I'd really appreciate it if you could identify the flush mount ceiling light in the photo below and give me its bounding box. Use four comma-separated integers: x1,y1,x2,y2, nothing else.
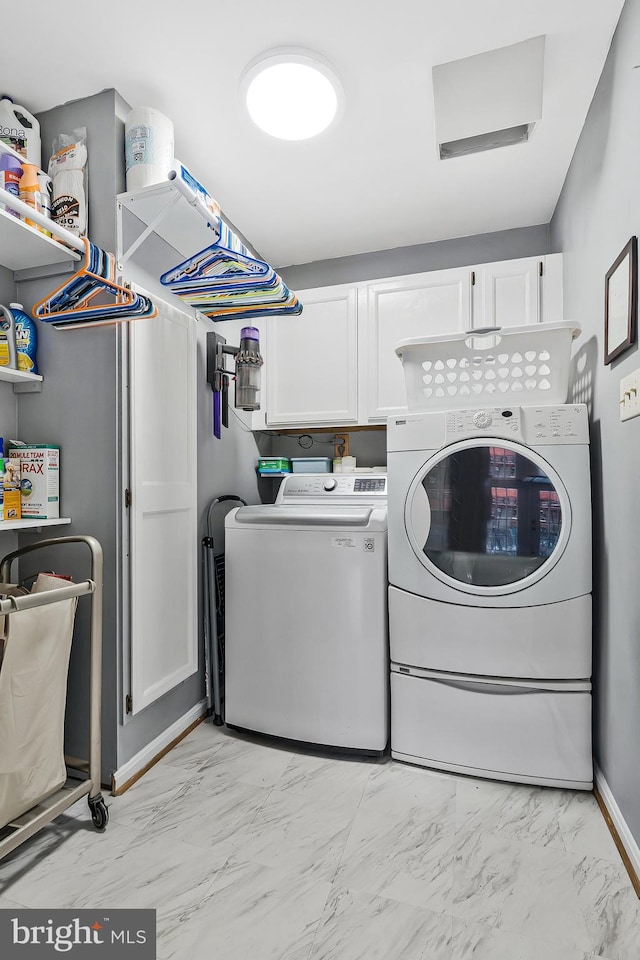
241,49,343,140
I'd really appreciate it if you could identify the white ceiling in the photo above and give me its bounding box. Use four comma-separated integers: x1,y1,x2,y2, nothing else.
2,0,625,267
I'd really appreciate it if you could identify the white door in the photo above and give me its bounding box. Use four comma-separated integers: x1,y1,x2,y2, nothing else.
129,294,198,714
359,269,472,421
266,284,358,426
475,257,541,329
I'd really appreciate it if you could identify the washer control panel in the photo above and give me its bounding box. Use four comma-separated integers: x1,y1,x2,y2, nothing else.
445,406,588,444
279,474,387,501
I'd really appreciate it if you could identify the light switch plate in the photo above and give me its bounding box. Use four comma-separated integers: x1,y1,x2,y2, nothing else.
619,368,640,421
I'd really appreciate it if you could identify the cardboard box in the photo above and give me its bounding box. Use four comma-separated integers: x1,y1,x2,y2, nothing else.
3,457,21,520
9,445,59,519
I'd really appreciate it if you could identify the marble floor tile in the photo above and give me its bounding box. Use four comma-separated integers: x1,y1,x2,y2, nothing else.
158,857,331,960
173,729,295,788
276,752,375,808
449,828,521,927
359,759,457,819
446,915,590,960
73,829,226,913
107,760,193,830
455,777,566,850
571,853,640,960
495,835,592,952
0,895,30,909
0,818,141,908
307,886,453,960
335,804,456,913
232,787,358,882
140,768,270,853
556,791,622,863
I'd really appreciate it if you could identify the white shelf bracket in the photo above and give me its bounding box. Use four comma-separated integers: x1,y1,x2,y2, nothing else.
117,191,182,270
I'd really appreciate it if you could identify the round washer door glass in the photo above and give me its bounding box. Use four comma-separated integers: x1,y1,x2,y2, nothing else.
407,442,566,588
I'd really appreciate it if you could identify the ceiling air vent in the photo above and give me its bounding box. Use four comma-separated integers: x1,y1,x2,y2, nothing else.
433,36,545,160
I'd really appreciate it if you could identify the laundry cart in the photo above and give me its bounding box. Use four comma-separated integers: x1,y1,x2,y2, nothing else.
0,535,106,861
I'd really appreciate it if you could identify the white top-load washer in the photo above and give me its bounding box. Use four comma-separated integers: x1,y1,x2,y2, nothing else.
224,474,388,753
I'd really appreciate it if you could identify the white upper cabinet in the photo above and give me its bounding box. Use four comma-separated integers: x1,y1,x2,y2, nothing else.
359,268,472,421
473,253,563,329
474,257,540,329
266,284,358,426
263,254,563,428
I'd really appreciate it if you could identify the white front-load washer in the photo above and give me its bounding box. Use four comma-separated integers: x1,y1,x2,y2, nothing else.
224,474,388,754
387,404,593,789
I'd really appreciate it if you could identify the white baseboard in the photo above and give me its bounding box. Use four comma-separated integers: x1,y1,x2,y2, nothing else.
111,699,207,793
594,764,640,880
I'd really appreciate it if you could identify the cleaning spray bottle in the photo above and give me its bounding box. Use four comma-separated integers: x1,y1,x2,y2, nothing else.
9,303,38,375
19,162,42,229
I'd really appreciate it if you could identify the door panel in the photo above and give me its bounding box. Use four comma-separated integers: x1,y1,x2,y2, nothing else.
129,295,198,713
361,270,472,420
476,258,540,329
266,285,358,425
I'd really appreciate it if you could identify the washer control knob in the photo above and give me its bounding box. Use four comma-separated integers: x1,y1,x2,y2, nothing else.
472,410,492,429
323,478,338,491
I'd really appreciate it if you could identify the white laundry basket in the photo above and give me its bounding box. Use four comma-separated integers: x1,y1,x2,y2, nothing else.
396,322,581,411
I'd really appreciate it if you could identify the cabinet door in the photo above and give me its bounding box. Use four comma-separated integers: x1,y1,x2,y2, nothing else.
266,285,358,426
360,269,472,421
475,258,541,329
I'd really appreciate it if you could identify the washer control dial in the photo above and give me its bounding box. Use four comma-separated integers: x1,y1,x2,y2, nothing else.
323,478,337,491
472,410,493,429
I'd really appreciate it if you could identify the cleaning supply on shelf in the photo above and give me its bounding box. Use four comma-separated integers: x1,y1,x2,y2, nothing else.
0,154,23,218
19,162,42,228
9,303,38,374
9,444,59,519
48,129,88,236
0,96,41,166
0,439,4,519
0,304,17,368
125,107,174,191
36,172,52,235
3,456,21,520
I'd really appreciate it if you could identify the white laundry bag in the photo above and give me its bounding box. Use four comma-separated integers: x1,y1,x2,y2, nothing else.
0,575,77,828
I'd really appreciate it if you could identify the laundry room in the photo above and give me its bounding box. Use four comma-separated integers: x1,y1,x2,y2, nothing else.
1,1,640,958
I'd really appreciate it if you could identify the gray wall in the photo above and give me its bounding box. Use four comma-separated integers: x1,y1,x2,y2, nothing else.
279,223,551,290
16,89,122,779
550,0,640,844
0,262,19,556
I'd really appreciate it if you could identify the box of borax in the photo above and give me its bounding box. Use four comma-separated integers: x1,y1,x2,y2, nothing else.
9,445,60,519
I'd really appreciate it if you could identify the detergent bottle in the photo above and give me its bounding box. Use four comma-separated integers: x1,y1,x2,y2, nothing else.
0,304,17,368
10,303,38,375
0,96,41,166
0,154,23,217
19,163,42,229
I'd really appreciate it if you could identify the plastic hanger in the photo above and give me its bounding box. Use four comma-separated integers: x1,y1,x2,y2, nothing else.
33,237,157,325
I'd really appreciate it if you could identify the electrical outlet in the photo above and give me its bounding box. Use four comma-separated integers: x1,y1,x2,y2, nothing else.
619,368,640,421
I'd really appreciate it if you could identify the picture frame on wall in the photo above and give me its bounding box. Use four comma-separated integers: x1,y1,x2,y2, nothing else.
605,236,637,364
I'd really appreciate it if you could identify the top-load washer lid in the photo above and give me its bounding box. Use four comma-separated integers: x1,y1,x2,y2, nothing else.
405,439,570,596
234,505,374,526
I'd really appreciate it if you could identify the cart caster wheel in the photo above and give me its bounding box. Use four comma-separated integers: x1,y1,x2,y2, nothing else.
88,795,109,831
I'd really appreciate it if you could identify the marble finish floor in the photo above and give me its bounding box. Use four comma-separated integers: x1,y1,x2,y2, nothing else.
0,721,638,960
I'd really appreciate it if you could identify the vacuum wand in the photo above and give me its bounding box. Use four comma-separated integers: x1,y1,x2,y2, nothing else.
206,328,264,438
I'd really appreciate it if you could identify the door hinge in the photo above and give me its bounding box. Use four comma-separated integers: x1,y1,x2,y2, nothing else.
471,270,476,285
124,488,132,508
539,261,544,277
125,694,133,714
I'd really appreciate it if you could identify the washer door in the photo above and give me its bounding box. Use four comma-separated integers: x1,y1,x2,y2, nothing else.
405,439,571,597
